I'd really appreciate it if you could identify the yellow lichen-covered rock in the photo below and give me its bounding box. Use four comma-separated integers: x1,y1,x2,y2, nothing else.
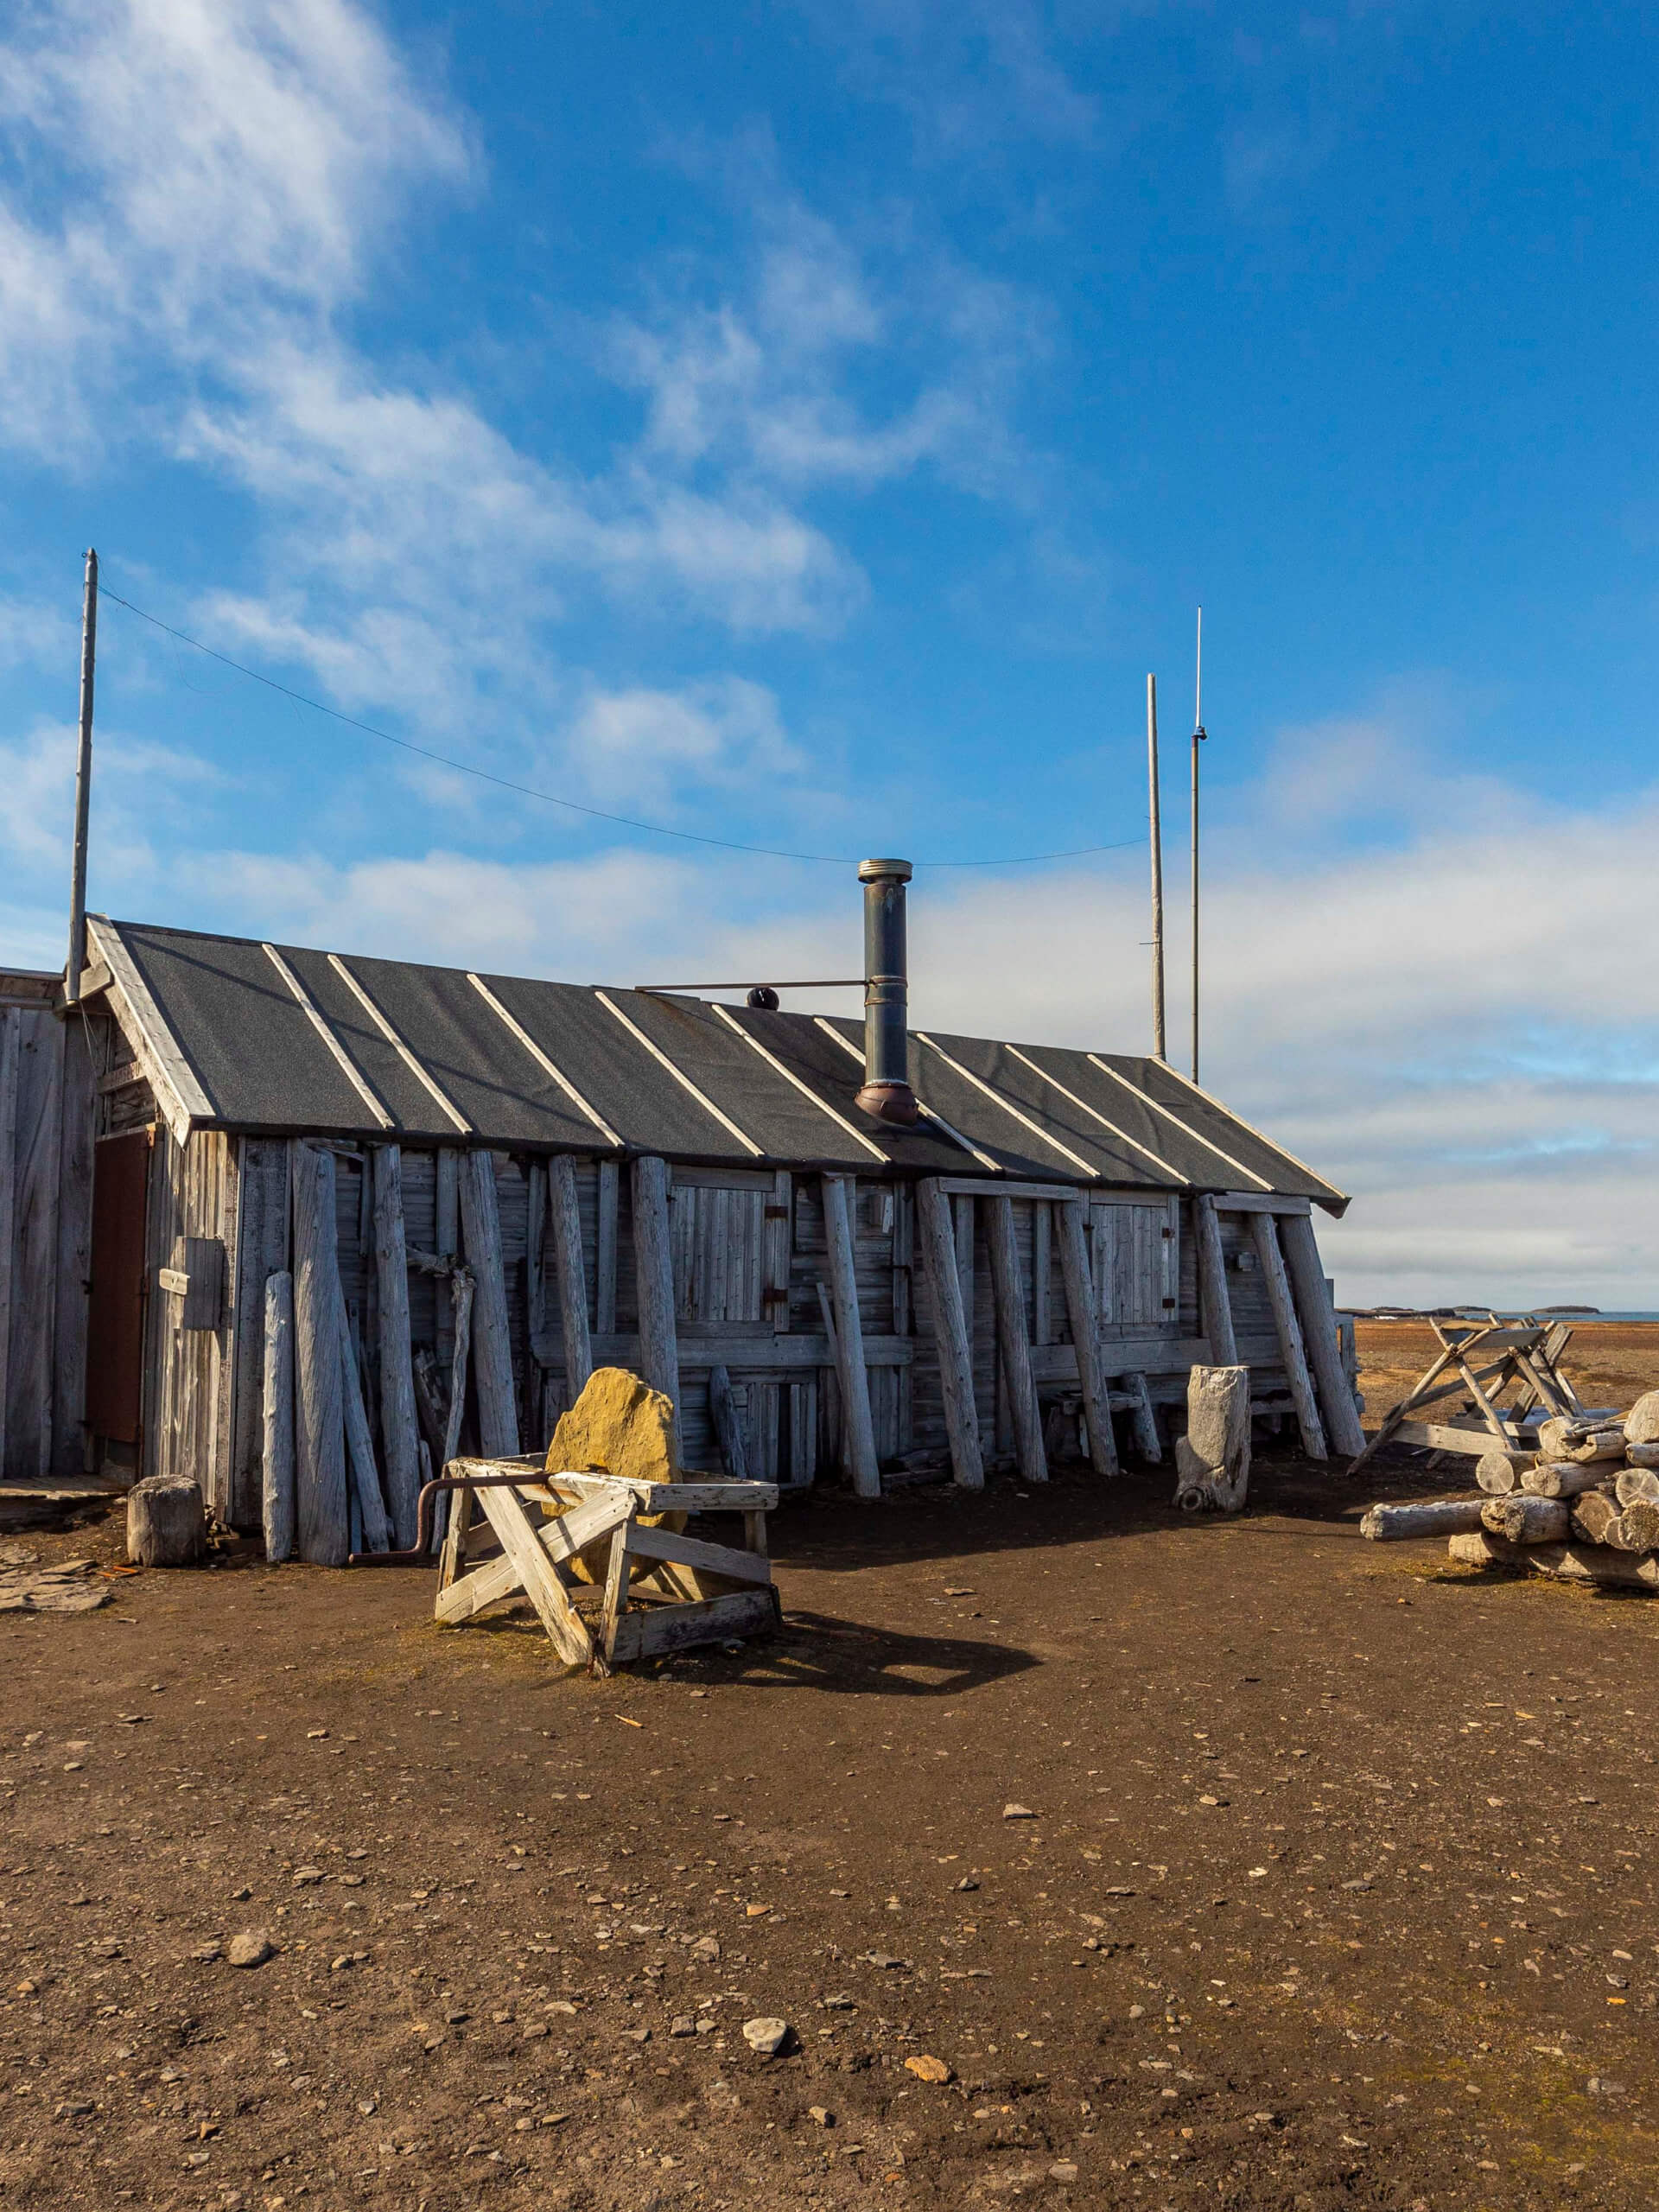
544,1367,683,1580
545,1366,677,1487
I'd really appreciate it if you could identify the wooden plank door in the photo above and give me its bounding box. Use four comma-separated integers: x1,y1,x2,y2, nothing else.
85,1129,150,1447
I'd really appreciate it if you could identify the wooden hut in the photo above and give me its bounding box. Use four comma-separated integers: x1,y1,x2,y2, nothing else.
0,885,1361,1537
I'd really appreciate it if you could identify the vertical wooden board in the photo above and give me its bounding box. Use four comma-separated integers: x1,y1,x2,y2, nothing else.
596,1159,619,1333
763,1168,792,1332
822,1173,880,1497
209,1132,240,1520
8,1011,64,1479
1028,1198,1050,1347
789,1376,817,1484
372,1146,423,1548
548,1153,592,1408
50,1010,95,1478
916,1178,984,1489
435,1147,459,1365
143,1122,186,1481
292,1141,350,1563
228,1138,290,1529
460,1150,520,1459
630,1155,680,1457
1056,1197,1117,1478
399,1147,438,1346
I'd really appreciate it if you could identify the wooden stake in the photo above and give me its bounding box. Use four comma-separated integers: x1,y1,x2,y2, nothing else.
459,1151,519,1458
1192,1193,1236,1364
1056,1197,1118,1477
291,1142,349,1565
1249,1211,1326,1460
549,1153,593,1402
1276,1210,1364,1458
371,1145,421,1547
822,1174,881,1498
916,1177,983,1490
986,1193,1046,1484
261,1268,295,1562
631,1155,681,1460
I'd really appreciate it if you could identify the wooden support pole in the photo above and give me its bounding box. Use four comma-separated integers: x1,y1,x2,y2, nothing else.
1031,1198,1051,1346
340,1306,391,1552
915,1177,983,1491
822,1174,881,1498
631,1155,681,1461
549,1153,593,1402
290,1142,349,1565
261,1268,295,1561
1055,1197,1118,1477
986,1194,1046,1484
1249,1211,1327,1460
1192,1194,1236,1365
524,1155,547,1446
435,1146,459,1365
459,1151,519,1457
66,548,97,1001
371,1145,421,1548
1276,1210,1365,1459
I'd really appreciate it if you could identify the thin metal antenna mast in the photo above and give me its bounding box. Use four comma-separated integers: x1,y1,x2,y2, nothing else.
1190,607,1206,1084
1146,673,1166,1059
67,547,99,1004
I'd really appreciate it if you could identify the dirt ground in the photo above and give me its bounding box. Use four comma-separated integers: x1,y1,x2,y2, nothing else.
4,1322,1659,2212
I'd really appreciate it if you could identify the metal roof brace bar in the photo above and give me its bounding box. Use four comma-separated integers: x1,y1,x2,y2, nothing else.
810,1016,1004,1173
915,1033,1100,1179
467,973,622,1148
1001,1046,1185,1185
264,944,395,1131
596,991,765,1157
1085,1054,1270,1190
327,955,471,1135
709,1003,888,1163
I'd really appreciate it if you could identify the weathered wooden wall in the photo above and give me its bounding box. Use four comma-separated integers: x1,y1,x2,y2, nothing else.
0,979,94,1483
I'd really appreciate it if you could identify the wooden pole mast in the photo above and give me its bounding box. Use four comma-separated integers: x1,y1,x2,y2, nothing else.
1189,606,1206,1084
1147,672,1166,1060
67,547,98,1003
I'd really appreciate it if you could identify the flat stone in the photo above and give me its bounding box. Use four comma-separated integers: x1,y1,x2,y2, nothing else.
742,2016,790,2057
226,1931,273,1969
1002,1804,1037,1821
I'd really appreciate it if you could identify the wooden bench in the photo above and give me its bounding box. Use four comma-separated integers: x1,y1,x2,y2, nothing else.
433,1455,779,1675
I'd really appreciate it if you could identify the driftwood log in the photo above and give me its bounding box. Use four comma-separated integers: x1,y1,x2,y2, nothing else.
1475,1446,1529,1495
1173,1365,1250,1513
1624,1390,1659,1447
1360,1497,1485,1541
1616,1467,1659,1506
1538,1417,1624,1465
1570,1491,1624,1547
1449,1530,1659,1589
127,1474,206,1567
1481,1494,1571,1545
1616,1497,1659,1553
1520,1460,1606,1499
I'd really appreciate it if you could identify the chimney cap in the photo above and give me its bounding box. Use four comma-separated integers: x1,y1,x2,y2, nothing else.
857,856,912,884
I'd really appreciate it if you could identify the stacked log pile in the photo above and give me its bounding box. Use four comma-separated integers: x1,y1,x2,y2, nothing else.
1361,1392,1659,1591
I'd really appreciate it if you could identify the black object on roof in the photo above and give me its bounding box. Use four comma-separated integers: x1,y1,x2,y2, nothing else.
86,916,1346,1212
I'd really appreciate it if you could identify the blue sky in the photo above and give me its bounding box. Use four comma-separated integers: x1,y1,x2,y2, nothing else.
3,1,1657,1306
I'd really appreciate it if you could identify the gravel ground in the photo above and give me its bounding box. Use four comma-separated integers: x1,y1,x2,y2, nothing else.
3,1324,1657,2210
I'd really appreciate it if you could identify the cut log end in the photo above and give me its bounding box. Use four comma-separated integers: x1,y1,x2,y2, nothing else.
127,1475,207,1567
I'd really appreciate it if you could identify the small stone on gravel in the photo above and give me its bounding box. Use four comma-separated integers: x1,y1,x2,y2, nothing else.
742,2017,790,2056
226,1931,273,1969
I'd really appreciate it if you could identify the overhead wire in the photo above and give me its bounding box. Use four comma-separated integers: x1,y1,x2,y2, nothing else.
99,582,1142,870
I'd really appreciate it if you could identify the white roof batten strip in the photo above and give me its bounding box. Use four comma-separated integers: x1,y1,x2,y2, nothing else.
1002,1046,1185,1186
87,917,213,1142
1085,1054,1271,1191
326,954,471,1136
1154,1060,1345,1202
466,973,622,1148
916,1033,1101,1180
710,1004,888,1164
596,991,765,1159
264,944,395,1132
810,1016,1004,1173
